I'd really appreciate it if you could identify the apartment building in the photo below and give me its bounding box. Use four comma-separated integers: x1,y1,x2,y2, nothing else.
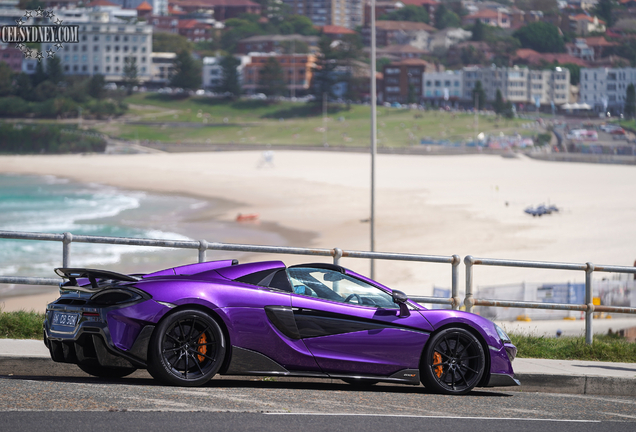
462,65,570,107
150,52,176,84
383,58,436,103
41,6,152,82
422,70,462,104
241,53,316,96
580,67,636,114
281,0,363,29
201,55,250,90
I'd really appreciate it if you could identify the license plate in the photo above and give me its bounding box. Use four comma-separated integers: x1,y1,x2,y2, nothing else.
52,312,79,327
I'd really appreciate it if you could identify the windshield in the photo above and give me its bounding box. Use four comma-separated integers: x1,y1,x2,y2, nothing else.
286,267,398,309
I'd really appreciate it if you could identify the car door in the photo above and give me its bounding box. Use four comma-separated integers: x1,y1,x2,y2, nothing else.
287,266,433,377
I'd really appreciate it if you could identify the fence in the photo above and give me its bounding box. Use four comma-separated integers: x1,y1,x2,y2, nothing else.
1,230,636,344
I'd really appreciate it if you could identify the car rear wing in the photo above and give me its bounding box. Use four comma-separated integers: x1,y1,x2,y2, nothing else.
55,268,140,289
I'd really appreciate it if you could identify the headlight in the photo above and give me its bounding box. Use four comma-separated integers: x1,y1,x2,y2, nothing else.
495,324,511,344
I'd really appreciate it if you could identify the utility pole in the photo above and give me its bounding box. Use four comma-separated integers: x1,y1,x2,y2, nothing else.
474,91,478,146
370,0,377,278
291,39,295,100
323,92,327,146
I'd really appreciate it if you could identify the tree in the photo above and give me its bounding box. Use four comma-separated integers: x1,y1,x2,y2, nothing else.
379,5,429,23
0,63,13,97
45,57,64,85
217,55,241,97
32,61,47,87
593,0,614,28
472,19,485,41
472,80,486,110
513,22,565,53
14,72,33,100
493,88,504,115
279,15,318,35
259,57,286,97
152,33,194,53
123,57,139,95
170,50,202,91
435,4,461,29
489,36,521,66
625,83,636,118
221,17,264,53
311,36,339,104
88,74,106,99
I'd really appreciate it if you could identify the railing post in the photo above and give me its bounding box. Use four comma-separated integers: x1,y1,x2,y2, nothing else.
62,232,73,268
464,255,474,313
585,262,595,345
451,254,460,310
333,247,343,265
198,240,208,263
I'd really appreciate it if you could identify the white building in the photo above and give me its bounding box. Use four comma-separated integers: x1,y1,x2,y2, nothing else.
281,0,362,29
202,55,251,90
151,52,175,84
462,65,570,107
580,67,636,115
42,6,152,82
422,70,463,105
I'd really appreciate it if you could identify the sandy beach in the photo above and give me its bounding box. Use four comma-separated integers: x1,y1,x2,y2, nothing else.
0,150,635,313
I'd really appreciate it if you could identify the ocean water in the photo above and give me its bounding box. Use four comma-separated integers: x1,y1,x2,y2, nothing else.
0,174,205,295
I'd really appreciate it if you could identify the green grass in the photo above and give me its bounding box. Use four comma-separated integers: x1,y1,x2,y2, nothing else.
510,333,636,363
0,311,45,339
113,94,529,146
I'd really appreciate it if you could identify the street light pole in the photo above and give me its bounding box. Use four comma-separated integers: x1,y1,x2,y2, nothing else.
370,0,377,278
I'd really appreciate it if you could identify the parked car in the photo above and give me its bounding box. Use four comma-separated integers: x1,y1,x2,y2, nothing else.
44,260,518,394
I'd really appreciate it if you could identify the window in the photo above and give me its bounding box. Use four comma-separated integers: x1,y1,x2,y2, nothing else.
286,267,399,309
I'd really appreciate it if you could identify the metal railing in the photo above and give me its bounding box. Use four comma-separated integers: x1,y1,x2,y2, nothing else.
0,230,461,308
1,230,636,344
465,256,636,344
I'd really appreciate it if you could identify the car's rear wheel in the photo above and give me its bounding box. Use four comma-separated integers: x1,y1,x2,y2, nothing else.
147,309,226,387
78,363,137,379
421,327,485,395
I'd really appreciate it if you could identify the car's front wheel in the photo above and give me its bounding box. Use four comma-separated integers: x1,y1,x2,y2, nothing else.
421,327,485,395
147,309,226,387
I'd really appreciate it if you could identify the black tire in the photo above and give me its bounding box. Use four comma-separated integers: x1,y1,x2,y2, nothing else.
341,378,379,386
78,363,137,379
147,309,226,387
421,327,485,395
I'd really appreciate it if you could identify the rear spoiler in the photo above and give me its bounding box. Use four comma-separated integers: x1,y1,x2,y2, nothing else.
55,268,140,289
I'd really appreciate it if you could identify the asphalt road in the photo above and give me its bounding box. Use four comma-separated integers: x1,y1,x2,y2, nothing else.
0,375,635,430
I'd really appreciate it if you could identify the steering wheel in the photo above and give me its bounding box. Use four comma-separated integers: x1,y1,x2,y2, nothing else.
344,293,362,304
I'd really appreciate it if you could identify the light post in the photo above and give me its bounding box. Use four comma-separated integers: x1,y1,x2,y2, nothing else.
370,0,377,278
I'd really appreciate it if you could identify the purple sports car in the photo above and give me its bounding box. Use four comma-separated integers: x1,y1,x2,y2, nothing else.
44,260,519,395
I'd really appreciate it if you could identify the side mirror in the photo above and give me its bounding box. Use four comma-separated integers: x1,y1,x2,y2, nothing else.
392,290,410,317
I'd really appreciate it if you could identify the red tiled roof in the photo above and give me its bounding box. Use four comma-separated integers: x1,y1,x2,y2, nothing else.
321,25,356,35
137,0,152,10
584,36,618,47
515,48,589,66
571,14,606,25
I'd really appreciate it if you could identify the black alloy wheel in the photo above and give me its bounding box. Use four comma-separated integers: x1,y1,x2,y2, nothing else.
148,309,226,387
78,363,137,379
421,327,485,395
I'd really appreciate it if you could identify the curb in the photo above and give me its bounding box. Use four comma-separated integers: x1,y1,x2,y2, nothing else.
493,373,636,397
1,357,635,397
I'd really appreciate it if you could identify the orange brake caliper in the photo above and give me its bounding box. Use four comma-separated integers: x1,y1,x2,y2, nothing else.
197,333,207,362
433,352,443,377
